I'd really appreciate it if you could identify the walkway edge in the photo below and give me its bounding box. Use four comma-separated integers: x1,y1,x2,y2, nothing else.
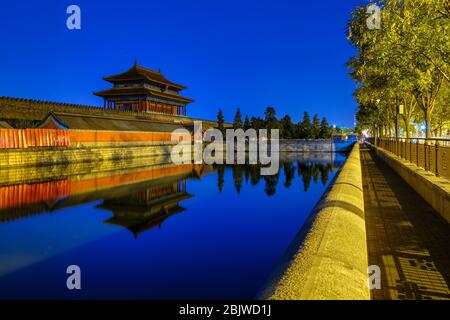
260,144,370,300
367,142,450,223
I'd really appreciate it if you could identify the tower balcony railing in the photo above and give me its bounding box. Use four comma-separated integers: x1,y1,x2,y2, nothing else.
366,137,450,181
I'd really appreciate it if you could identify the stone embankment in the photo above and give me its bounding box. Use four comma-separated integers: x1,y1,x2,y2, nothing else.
261,143,370,300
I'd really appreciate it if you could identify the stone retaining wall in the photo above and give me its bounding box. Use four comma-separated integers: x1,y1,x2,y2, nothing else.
260,143,370,300
0,143,176,168
279,140,355,153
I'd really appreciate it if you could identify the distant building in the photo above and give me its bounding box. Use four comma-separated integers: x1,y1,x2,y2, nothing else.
94,63,194,116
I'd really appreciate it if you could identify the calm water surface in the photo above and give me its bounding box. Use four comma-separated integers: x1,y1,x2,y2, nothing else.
0,153,346,299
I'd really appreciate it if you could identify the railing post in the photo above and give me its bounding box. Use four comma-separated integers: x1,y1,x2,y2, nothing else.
424,141,427,171
435,141,439,177
416,140,419,166
409,139,412,163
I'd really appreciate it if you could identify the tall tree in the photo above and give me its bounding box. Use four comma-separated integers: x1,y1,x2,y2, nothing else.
243,115,251,131
319,117,332,139
312,114,321,139
217,108,225,133
300,112,312,138
280,115,295,139
264,106,278,130
251,116,265,131
264,106,278,138
233,108,243,130
347,0,450,138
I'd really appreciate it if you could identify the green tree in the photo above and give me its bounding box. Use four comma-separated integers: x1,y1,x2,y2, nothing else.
264,106,278,133
312,114,321,139
217,108,225,133
432,82,450,136
319,117,332,139
299,112,312,138
347,0,449,138
251,116,265,131
280,115,295,139
233,108,243,130
243,115,251,131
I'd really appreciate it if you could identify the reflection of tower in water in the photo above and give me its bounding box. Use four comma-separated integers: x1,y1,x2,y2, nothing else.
97,180,192,238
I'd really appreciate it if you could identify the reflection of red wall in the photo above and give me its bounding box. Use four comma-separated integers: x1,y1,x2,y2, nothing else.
0,180,71,210
0,164,199,210
70,164,194,195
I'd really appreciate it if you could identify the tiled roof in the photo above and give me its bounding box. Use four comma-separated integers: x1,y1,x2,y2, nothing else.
40,112,191,132
93,86,194,104
103,64,187,90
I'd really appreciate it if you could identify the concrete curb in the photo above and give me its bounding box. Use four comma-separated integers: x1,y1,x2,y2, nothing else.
260,143,370,300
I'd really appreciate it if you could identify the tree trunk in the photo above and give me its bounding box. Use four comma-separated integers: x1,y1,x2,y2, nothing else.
403,117,410,139
425,109,431,139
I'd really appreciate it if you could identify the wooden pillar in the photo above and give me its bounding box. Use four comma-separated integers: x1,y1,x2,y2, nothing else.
103,99,106,110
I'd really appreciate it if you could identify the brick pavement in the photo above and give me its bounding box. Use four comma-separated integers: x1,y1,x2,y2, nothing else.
361,146,450,300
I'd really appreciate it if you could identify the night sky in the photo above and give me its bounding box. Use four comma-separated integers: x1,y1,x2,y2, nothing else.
0,0,367,127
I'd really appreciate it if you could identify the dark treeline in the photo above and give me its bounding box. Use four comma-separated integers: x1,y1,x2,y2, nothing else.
217,106,340,139
215,161,335,196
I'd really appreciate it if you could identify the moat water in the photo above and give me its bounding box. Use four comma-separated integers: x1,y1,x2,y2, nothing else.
0,153,346,299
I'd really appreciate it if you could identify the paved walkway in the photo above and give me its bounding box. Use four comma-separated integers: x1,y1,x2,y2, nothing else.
361,146,450,300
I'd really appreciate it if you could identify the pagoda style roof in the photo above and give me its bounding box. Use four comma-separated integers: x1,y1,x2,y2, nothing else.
38,111,189,132
98,191,192,237
103,64,187,90
93,86,194,104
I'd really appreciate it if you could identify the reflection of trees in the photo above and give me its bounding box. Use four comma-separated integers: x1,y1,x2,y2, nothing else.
249,165,261,186
297,162,312,192
232,165,244,194
312,165,320,184
219,161,335,194
264,172,280,196
244,167,250,183
217,164,225,193
297,162,335,191
283,163,295,189
320,164,333,186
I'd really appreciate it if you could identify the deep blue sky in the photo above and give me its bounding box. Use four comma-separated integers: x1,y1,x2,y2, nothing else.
0,0,367,127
